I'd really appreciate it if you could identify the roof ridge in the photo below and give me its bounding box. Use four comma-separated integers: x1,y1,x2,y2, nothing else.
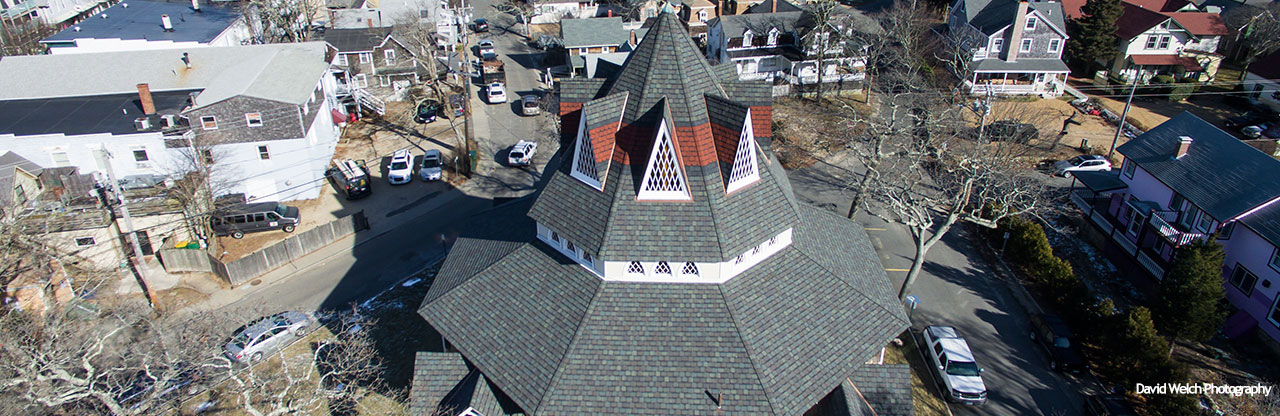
790,210,909,322
422,239,528,306
714,283,781,415
535,279,606,414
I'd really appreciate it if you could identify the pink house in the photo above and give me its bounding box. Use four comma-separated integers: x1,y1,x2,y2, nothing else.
1069,112,1280,344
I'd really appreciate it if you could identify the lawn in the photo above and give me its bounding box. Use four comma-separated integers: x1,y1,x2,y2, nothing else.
889,332,952,416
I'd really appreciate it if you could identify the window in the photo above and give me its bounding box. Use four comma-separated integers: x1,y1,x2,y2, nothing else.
1217,221,1235,240
245,112,263,127
1152,236,1166,254
743,30,753,46
579,47,587,54
992,38,1003,52
201,116,217,130
1195,213,1213,233
201,149,215,165
583,252,593,263
767,28,779,46
1157,35,1170,49
1127,210,1145,236
1269,296,1280,328
698,9,707,22
1122,160,1136,178
354,74,368,88
552,232,560,244
1270,249,1280,273
567,241,575,253
133,149,149,162
258,145,270,160
337,54,348,66
1145,35,1159,49
1230,264,1258,296
1019,39,1032,53
1048,39,1061,53
682,262,699,276
14,185,26,204
359,53,372,64
74,237,96,247
384,49,395,63
1025,17,1037,30
380,76,390,87
1169,193,1185,212
656,261,671,275
627,261,644,274
50,151,70,167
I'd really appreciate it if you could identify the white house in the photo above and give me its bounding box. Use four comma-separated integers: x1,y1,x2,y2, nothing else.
1108,3,1229,83
947,0,1070,96
1,0,113,28
39,0,250,54
1244,50,1280,113
532,0,597,25
0,42,342,203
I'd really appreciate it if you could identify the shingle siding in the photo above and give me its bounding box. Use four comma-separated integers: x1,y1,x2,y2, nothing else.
188,96,306,145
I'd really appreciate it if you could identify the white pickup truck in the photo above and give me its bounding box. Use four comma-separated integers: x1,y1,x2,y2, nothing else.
508,140,537,167
922,325,987,405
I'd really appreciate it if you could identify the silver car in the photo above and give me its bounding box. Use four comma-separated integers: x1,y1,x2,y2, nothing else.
224,311,310,363
420,149,443,181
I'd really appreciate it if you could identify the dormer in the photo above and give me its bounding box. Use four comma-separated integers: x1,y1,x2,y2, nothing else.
767,27,779,46
743,29,754,46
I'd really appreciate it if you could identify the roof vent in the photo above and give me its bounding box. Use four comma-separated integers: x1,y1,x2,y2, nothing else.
122,2,128,7
162,14,174,31
1175,136,1193,159
101,13,108,18
73,26,81,31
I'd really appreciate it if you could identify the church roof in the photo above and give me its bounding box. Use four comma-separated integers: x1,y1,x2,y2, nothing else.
414,10,909,416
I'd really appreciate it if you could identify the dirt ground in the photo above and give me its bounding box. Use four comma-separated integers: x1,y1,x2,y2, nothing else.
215,100,464,261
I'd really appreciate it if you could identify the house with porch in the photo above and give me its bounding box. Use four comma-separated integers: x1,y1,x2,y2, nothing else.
947,0,1070,96
325,27,421,99
1107,2,1228,84
561,17,646,78
705,0,879,87
1068,112,1280,347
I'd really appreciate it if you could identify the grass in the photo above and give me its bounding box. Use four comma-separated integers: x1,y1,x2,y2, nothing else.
892,332,952,416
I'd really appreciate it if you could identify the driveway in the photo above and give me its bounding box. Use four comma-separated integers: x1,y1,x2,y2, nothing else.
786,151,1086,415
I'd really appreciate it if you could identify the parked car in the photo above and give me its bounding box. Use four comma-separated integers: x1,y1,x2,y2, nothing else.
986,120,1038,144
211,202,301,239
1052,155,1112,177
921,325,987,405
415,99,441,123
224,311,311,363
487,82,507,104
472,18,488,32
477,39,496,60
327,159,371,200
508,140,537,167
521,94,541,116
1028,313,1087,373
1242,122,1277,139
115,364,206,411
1224,112,1273,129
448,94,466,118
420,149,443,181
387,149,413,184
1084,393,1138,415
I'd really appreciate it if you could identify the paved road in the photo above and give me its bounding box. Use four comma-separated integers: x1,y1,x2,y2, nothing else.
787,152,1086,415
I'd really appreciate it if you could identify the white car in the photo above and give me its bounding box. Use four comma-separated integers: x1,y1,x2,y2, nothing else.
477,39,496,60
387,149,413,184
487,83,507,104
420,149,443,181
922,325,987,405
508,140,537,167
1052,154,1111,177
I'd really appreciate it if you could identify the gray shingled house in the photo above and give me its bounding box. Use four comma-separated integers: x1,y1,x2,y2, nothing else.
410,11,911,416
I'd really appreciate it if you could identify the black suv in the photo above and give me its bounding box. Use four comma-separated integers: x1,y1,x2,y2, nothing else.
1029,313,1087,373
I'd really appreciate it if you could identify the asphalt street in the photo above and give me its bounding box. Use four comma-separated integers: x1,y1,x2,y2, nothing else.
787,152,1086,415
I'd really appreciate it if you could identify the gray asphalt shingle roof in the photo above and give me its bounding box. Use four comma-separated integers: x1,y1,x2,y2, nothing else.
606,12,727,128
560,17,647,48
714,11,804,37
848,364,914,415
1117,112,1280,221
325,27,393,52
972,58,1070,72
42,0,241,44
962,0,1066,35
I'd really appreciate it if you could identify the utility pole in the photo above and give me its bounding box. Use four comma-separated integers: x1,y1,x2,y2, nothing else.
95,147,157,308
1108,65,1141,160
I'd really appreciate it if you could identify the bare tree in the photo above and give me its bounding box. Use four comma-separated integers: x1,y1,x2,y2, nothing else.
239,0,326,43
1224,3,1280,68
165,134,238,254
799,0,843,102
492,0,539,37
0,19,56,56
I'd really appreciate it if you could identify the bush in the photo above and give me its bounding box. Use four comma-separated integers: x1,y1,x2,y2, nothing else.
998,216,1055,268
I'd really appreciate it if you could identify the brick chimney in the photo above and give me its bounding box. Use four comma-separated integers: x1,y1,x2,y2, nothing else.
771,0,777,13
1176,136,1193,159
137,83,156,115
629,29,638,47
1007,0,1030,62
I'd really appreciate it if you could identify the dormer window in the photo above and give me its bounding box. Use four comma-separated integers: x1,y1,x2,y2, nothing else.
743,30,754,46
767,28,779,46
992,38,1003,52
1025,16,1037,31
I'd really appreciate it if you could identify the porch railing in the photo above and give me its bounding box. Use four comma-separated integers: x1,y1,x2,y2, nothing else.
1137,251,1166,279
1148,212,1207,246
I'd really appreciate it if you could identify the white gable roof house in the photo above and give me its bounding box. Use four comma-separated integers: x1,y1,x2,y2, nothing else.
0,42,343,204
947,0,1071,96
39,0,251,54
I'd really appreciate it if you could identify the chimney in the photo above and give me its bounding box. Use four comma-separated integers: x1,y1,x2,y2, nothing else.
181,52,192,69
608,9,613,17
191,0,201,13
137,83,156,115
161,14,174,31
1175,136,1193,159
629,29,637,46
771,0,777,13
1007,0,1030,62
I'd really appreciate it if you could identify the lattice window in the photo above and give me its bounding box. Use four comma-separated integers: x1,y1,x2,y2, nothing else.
573,130,599,181
752,245,760,255
552,232,560,244
682,262,699,276
638,125,690,200
583,252,593,263
627,261,644,274
567,241,576,252
726,110,760,193
734,255,744,264
655,261,671,275
768,236,777,246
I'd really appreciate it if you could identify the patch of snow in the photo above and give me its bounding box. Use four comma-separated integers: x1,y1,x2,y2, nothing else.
402,278,421,287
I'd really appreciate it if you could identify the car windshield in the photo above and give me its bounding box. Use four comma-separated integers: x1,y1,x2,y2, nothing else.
510,152,523,159
1069,156,1086,165
423,157,441,168
274,203,287,216
1053,337,1070,348
946,360,981,377
391,161,409,170
229,331,250,349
